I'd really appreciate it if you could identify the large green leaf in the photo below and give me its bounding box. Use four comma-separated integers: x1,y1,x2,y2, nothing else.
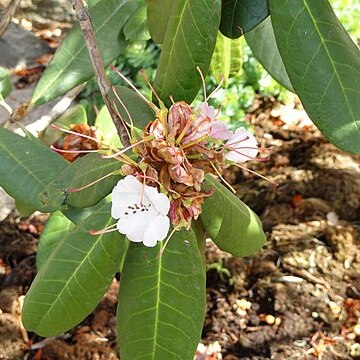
31,0,137,106
245,17,294,92
210,32,243,86
36,211,74,271
109,86,156,130
200,176,265,257
117,228,206,360
40,153,121,210
270,0,360,154
153,0,221,106
0,129,68,212
123,5,150,41
147,0,174,44
22,202,127,337
219,0,269,39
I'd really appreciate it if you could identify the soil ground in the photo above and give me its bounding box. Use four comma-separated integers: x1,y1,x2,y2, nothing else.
0,97,359,360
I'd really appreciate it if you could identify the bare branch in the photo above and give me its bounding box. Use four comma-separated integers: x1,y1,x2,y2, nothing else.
71,0,130,147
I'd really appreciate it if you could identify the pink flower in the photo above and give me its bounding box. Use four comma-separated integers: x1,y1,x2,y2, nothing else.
225,127,259,163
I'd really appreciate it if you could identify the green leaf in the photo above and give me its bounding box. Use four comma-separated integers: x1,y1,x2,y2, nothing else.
22,202,127,337
40,153,121,210
123,5,150,41
219,0,269,39
94,105,122,148
153,0,221,106
0,129,68,212
245,17,294,92
200,176,265,257
117,228,206,360
147,0,174,44
270,0,360,154
0,67,12,98
109,86,156,130
39,104,88,146
36,211,74,271
210,32,243,86
31,0,137,106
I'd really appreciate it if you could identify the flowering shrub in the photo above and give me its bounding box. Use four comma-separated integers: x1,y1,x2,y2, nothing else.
0,0,359,359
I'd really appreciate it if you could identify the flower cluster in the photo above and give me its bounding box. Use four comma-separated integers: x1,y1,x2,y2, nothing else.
51,82,263,248
110,100,260,246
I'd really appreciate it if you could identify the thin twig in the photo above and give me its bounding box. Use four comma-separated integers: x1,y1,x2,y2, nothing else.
71,0,130,147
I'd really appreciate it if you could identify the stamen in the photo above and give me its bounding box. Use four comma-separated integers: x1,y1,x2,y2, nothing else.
169,95,175,105
51,125,109,147
102,139,145,159
50,145,101,154
224,144,269,162
110,65,159,112
140,69,163,107
112,85,134,128
110,98,132,141
68,171,116,193
232,162,278,187
196,66,207,100
206,75,224,102
176,115,195,144
158,227,178,257
181,134,207,149
89,223,118,236
210,162,236,194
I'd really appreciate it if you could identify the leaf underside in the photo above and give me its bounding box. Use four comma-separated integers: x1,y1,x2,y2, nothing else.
245,16,294,92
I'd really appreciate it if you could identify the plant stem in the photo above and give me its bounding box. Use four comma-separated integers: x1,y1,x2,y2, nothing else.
71,0,130,147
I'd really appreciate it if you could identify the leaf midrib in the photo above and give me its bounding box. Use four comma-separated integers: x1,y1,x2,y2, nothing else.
34,215,114,331
302,0,359,133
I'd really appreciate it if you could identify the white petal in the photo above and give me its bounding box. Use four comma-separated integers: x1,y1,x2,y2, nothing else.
225,127,259,163
116,210,155,242
143,215,170,247
144,186,170,216
111,176,144,219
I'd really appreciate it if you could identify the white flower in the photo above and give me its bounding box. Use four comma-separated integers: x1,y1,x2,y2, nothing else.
225,127,259,163
111,175,170,247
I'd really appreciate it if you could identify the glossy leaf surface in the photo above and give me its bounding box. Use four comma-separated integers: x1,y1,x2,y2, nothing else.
36,211,74,271
31,0,137,105
153,0,221,106
123,5,150,41
245,17,294,92
220,0,269,39
200,176,265,257
147,0,174,44
270,0,360,153
0,129,68,211
22,202,127,336
117,228,206,360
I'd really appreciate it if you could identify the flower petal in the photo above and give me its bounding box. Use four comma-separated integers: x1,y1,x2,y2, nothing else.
225,127,259,163
111,176,144,219
210,120,232,140
143,215,170,247
144,186,170,216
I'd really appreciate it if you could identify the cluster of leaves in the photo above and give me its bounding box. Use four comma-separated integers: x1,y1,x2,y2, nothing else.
0,0,359,359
